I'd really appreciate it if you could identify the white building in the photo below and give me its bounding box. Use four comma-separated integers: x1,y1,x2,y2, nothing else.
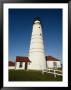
46,56,61,69
8,61,15,70
28,17,46,71
15,56,31,70
14,56,61,70
11,56,61,70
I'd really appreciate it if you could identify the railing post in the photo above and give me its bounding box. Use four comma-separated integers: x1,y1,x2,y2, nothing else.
54,69,56,78
46,68,48,74
42,70,44,75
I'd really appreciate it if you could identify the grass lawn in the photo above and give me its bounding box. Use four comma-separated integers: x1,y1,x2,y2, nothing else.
9,70,62,81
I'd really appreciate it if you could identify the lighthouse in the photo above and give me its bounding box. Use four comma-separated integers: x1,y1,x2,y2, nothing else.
28,17,46,71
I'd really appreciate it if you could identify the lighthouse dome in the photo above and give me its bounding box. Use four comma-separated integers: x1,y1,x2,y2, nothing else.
33,17,41,24
34,20,40,24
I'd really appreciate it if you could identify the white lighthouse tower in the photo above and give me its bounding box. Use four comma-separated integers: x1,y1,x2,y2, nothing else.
28,17,46,71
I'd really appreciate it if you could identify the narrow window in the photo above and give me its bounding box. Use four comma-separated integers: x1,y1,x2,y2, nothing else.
40,33,41,36
19,62,23,68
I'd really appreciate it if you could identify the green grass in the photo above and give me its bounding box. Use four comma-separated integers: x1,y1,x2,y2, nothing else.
9,70,62,81
57,68,62,70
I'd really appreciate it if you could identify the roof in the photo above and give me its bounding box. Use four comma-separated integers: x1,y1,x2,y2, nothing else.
16,56,31,62
46,56,59,61
9,61,15,66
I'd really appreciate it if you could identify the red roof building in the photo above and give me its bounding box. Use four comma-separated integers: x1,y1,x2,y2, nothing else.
9,61,15,66
46,56,59,61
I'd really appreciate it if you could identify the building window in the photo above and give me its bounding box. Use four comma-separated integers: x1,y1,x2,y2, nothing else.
29,62,30,65
19,62,23,68
53,62,57,69
40,34,41,36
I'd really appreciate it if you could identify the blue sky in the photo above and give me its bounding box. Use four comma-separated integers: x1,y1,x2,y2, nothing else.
9,9,62,62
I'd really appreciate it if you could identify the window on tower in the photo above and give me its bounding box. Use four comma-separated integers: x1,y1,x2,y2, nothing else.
40,34,41,36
